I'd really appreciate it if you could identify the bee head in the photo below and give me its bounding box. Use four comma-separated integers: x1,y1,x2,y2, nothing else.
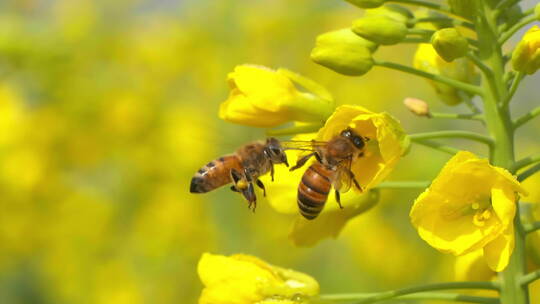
265,137,289,167
340,128,369,149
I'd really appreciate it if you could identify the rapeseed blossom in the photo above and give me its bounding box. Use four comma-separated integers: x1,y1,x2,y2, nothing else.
198,253,319,304
219,65,335,127
410,151,528,271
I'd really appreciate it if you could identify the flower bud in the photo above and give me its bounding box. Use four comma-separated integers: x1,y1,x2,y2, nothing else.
431,28,469,62
511,26,540,75
404,97,430,117
365,4,413,23
498,4,523,27
447,0,478,20
352,15,408,45
345,0,386,8
311,28,376,76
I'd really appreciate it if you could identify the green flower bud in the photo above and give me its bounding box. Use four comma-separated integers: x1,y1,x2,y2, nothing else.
352,15,408,45
431,28,469,62
345,0,386,9
498,4,523,27
311,29,375,76
447,0,478,20
511,26,540,75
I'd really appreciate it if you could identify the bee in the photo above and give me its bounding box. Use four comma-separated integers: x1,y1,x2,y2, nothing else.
190,137,289,211
289,128,369,220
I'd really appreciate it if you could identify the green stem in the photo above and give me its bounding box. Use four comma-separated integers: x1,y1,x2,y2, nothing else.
430,112,484,122
409,131,494,147
410,139,461,155
376,181,430,189
513,153,540,171
407,28,434,36
503,72,524,106
402,37,429,44
342,282,499,304
373,60,484,96
513,106,540,129
499,16,537,45
476,2,526,303
467,53,494,78
519,270,540,286
523,221,540,234
319,292,500,304
517,162,540,182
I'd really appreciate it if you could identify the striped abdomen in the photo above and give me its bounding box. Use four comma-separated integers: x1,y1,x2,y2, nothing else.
190,155,243,193
297,162,335,220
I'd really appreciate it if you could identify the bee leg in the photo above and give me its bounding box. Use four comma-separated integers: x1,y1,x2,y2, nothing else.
314,152,322,163
230,168,243,186
230,186,239,192
241,182,257,212
270,165,275,182
256,179,266,197
335,190,344,209
290,153,316,171
344,167,363,192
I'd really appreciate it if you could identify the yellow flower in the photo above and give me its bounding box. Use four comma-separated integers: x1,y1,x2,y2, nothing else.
413,43,477,105
512,26,540,75
260,105,406,246
410,151,528,272
219,65,335,128
197,253,319,304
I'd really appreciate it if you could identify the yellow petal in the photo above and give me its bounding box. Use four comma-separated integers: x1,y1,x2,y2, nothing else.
483,225,515,272
490,187,516,229
454,250,495,281
230,65,296,112
219,92,290,127
482,187,516,272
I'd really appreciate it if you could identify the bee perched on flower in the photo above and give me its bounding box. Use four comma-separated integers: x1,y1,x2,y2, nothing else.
197,253,319,304
410,151,528,271
261,105,407,246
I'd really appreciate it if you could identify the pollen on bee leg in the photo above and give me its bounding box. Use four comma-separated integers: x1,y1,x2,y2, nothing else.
236,180,249,190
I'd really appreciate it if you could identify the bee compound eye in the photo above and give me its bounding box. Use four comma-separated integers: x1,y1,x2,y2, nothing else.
353,137,364,148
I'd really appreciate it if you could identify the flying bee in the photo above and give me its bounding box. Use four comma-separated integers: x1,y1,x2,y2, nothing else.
287,128,369,220
190,138,289,211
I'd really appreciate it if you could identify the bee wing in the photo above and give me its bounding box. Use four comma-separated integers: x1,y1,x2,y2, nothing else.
332,159,353,193
280,140,328,152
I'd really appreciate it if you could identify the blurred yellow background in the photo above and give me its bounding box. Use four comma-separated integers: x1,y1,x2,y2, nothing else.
0,0,538,303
